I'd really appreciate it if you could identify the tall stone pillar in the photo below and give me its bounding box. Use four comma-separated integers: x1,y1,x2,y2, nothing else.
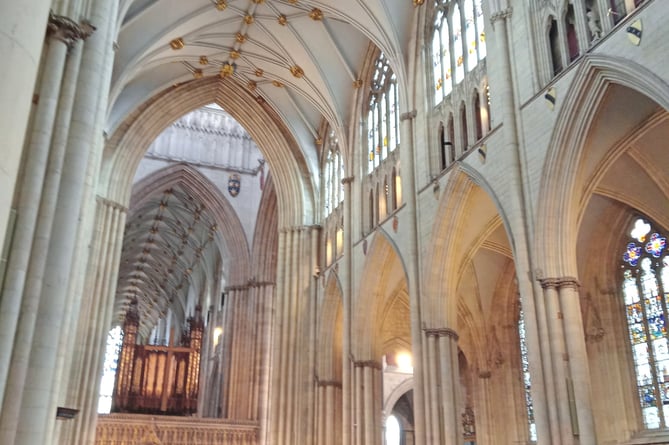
0,11,89,408
489,5,553,443
268,226,317,445
558,277,596,445
52,198,126,445
315,380,342,445
12,0,118,443
398,109,426,445
341,176,354,445
539,278,572,444
351,360,382,445
0,0,52,253
421,328,460,444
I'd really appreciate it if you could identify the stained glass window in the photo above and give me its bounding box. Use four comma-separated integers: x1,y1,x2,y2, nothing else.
98,326,124,414
367,53,399,174
452,4,464,84
464,0,477,71
324,131,343,217
519,305,537,441
621,217,669,429
475,0,486,59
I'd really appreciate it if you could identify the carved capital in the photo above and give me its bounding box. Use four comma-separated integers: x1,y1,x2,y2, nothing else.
478,370,491,379
538,277,560,290
557,276,580,290
399,110,417,122
490,7,513,25
353,360,382,370
47,12,95,47
341,176,354,185
424,327,459,341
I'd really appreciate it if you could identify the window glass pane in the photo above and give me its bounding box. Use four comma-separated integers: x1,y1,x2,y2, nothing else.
475,0,486,59
452,4,464,84
433,28,443,104
440,20,452,95
464,0,477,71
622,218,669,430
98,326,124,414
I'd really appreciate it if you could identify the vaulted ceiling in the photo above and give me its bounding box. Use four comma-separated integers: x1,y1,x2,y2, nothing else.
110,0,417,178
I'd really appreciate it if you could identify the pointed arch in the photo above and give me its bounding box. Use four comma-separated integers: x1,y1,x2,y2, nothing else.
353,231,409,360
317,271,344,381
101,76,314,228
536,55,669,277
130,163,251,287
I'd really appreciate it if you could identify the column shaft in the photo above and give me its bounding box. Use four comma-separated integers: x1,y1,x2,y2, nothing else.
542,280,573,444
15,0,117,441
0,34,68,407
559,279,596,445
0,0,52,254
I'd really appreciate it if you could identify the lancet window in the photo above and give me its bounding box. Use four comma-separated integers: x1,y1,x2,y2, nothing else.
621,217,669,429
97,326,123,414
367,53,400,174
432,0,486,105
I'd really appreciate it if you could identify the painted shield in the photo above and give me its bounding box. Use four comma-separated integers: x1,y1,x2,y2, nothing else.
478,144,487,164
627,19,642,46
228,174,241,197
544,87,557,110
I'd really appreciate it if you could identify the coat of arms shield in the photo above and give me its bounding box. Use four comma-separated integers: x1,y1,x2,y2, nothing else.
228,174,241,197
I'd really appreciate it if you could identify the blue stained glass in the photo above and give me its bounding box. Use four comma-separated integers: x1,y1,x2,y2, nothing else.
630,323,647,344
625,242,643,266
640,386,656,407
646,233,667,258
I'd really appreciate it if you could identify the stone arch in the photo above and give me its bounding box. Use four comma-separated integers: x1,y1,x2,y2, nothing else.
352,230,409,360
129,163,251,287
423,165,514,329
251,173,278,283
384,379,414,416
536,54,669,277
101,76,314,228
317,271,344,381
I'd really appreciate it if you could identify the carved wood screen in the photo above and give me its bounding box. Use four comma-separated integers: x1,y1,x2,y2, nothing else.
113,303,203,415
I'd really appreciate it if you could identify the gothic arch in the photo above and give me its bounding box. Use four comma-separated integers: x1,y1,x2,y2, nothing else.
537,54,669,277
101,76,315,228
129,163,251,287
317,271,344,381
251,173,279,283
352,231,409,360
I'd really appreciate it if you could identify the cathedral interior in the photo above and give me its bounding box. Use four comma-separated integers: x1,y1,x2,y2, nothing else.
1,1,669,444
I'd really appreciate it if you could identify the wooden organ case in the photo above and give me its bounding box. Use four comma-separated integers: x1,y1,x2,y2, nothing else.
113,302,203,415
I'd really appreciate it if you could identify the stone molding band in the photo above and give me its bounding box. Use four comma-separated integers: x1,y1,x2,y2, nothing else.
538,276,580,290
490,7,513,25
352,360,382,370
423,327,459,341
47,12,96,47
315,379,343,388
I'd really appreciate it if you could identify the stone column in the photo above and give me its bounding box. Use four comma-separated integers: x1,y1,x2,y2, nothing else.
351,360,382,445
0,0,52,252
341,176,354,445
13,0,118,443
558,277,596,445
398,110,426,445
61,198,126,445
0,12,87,406
539,277,572,444
268,226,316,444
490,6,553,443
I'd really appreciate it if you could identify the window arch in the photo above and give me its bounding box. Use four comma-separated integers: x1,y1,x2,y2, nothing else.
621,217,669,429
473,89,483,141
367,53,399,174
432,0,486,105
323,131,343,218
459,102,468,151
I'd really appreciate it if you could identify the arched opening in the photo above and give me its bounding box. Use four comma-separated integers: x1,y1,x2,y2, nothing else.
549,18,563,75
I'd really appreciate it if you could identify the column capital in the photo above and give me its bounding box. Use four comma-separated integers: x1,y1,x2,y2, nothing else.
478,370,492,379
96,196,128,212
353,360,382,370
399,110,417,122
538,277,561,289
490,7,513,25
315,378,342,388
556,276,580,290
47,12,95,47
423,327,459,341
341,176,354,185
